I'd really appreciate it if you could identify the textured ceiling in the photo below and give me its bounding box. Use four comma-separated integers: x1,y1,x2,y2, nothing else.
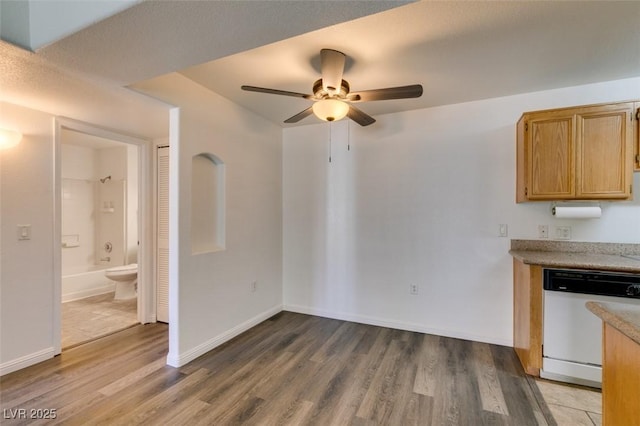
0,1,407,137
1,1,639,134
176,1,640,127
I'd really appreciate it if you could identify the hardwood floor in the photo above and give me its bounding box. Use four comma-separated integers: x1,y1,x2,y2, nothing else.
0,312,553,425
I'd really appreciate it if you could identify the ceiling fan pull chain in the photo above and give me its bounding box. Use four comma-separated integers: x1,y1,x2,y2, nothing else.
348,120,351,152
328,122,332,163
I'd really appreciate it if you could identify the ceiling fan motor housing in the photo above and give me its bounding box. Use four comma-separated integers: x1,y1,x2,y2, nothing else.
313,79,350,99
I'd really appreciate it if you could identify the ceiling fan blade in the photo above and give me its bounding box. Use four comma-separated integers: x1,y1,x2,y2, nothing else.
241,85,314,99
284,106,314,124
347,84,423,102
320,49,346,95
347,105,376,127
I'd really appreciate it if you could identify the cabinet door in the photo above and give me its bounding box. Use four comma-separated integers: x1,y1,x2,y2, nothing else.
635,102,639,171
527,114,575,199
576,105,633,199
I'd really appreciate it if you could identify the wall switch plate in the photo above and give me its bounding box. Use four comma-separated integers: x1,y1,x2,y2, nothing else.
17,224,31,240
499,224,508,237
555,226,571,240
410,284,419,295
538,225,548,239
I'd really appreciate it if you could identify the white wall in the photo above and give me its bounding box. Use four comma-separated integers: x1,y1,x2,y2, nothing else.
1,99,160,375
61,144,97,272
0,102,56,371
136,73,283,366
282,77,640,346
126,145,139,264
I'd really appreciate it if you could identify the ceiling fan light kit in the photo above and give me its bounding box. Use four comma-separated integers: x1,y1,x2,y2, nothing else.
312,99,349,122
241,48,423,126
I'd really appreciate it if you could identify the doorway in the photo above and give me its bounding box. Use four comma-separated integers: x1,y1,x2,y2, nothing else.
54,118,154,353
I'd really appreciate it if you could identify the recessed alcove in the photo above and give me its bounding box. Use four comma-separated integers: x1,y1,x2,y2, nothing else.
191,153,225,254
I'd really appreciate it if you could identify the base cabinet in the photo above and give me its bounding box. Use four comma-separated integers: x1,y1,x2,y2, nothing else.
513,259,543,376
602,323,640,426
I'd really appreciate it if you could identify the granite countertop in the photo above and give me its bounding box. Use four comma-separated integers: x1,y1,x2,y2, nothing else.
509,239,640,273
509,250,640,273
586,301,640,345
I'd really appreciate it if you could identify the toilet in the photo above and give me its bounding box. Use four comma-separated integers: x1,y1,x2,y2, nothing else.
105,263,138,300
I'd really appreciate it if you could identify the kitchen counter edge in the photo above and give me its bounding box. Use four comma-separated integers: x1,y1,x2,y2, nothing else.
509,250,640,273
586,301,640,346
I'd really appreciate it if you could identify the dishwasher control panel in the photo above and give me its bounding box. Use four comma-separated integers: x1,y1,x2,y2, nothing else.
543,268,640,299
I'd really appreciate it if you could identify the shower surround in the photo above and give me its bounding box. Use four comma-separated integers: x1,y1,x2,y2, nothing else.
60,140,135,301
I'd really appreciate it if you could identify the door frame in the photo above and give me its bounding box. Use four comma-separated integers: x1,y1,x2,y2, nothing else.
53,117,155,354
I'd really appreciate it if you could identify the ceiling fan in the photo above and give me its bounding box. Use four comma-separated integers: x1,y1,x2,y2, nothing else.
241,49,423,127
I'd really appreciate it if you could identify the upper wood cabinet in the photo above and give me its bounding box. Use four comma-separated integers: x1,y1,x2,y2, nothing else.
635,101,640,171
516,101,637,202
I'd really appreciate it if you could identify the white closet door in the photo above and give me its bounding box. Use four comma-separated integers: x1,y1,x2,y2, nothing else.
156,146,169,323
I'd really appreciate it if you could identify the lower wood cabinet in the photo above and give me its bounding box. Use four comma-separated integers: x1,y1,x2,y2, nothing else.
513,258,543,376
602,323,640,426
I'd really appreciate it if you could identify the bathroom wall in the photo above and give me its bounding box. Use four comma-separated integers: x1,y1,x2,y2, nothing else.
61,143,97,273
61,140,138,271
126,145,139,264
96,145,135,266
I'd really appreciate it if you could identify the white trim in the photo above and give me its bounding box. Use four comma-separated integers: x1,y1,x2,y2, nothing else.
166,305,282,368
0,347,55,376
283,304,513,347
53,120,62,355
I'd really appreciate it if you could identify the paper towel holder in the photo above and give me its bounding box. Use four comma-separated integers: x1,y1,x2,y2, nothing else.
551,202,602,219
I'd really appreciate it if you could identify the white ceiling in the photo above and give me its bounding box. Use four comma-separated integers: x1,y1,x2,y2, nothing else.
1,1,639,133
177,1,640,126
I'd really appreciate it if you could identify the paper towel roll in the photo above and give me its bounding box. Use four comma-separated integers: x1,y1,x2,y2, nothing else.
552,206,602,219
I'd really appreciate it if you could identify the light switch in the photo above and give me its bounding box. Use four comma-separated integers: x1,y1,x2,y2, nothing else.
499,224,508,237
18,224,31,240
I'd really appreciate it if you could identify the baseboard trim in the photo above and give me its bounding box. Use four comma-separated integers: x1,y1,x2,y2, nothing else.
0,347,55,376
166,304,283,368
283,304,512,347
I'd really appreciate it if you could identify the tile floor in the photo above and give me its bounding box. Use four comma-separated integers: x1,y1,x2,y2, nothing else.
535,378,602,426
61,292,138,349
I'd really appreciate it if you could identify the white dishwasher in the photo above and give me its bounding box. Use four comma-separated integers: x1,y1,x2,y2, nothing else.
541,268,640,388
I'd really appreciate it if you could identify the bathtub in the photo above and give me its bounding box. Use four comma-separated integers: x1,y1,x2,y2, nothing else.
62,265,115,302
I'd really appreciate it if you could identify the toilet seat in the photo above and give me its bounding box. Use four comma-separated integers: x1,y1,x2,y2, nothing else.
106,263,137,278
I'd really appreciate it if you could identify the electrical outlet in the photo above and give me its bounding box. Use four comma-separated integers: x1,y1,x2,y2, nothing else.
410,283,419,295
251,281,257,292
555,226,571,240
538,225,548,239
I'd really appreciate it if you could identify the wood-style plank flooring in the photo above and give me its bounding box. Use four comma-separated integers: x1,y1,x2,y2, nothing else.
0,312,553,425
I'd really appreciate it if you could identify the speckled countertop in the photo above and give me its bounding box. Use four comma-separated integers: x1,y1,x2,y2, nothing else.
586,301,640,345
509,239,640,273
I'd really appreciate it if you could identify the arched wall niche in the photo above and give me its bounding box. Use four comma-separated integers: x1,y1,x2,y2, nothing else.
191,152,225,254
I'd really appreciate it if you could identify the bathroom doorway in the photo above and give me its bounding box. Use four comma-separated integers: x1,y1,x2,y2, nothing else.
54,118,153,352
